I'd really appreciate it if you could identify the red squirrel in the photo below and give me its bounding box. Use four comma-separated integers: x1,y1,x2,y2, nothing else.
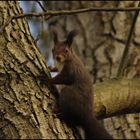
48,30,112,139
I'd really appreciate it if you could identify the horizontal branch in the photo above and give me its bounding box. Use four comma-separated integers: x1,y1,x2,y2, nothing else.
1,6,140,34
13,6,140,20
94,78,140,119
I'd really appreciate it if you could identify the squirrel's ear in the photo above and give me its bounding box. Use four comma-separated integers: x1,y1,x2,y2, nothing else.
66,30,78,47
52,29,58,44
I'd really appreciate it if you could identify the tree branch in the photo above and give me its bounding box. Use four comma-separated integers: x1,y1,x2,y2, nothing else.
1,6,140,34
13,6,140,20
94,78,140,119
36,0,47,12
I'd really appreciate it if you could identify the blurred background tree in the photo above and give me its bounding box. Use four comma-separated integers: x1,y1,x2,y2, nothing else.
19,1,140,139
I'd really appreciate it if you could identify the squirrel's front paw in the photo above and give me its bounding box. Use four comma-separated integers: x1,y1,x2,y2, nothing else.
48,66,58,72
52,106,62,117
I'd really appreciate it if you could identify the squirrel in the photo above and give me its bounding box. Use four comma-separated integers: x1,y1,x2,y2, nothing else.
47,30,113,139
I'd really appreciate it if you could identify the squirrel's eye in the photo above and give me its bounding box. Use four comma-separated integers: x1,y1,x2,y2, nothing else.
65,49,68,53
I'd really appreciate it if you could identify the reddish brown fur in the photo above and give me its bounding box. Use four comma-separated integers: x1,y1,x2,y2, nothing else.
48,30,112,139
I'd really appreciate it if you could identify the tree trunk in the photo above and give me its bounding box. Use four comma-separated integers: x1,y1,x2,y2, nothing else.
0,1,77,139
46,1,140,139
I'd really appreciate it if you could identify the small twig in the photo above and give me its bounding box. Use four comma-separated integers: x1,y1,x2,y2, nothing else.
36,0,47,12
117,2,140,78
45,15,53,20
34,15,45,43
34,33,40,43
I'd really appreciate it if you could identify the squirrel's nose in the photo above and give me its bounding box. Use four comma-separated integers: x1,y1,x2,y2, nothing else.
56,56,61,62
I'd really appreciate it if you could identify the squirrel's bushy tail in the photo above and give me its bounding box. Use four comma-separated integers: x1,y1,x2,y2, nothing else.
84,114,112,139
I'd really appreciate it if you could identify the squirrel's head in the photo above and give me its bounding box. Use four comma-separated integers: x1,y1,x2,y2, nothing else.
52,30,78,63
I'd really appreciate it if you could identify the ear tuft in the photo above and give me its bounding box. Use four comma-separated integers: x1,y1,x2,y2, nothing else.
66,30,78,47
52,29,58,44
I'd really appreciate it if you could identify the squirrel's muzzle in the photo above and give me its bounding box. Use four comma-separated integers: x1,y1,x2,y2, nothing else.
55,55,65,63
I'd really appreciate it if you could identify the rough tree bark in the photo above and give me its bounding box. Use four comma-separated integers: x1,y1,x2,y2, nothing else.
0,1,77,139
46,1,140,139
